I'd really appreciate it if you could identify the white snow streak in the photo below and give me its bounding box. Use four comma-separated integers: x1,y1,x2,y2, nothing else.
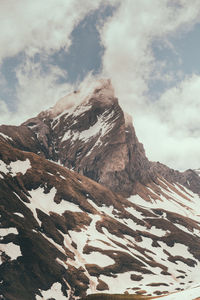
0,132,13,141
61,109,115,146
129,181,200,223
13,212,24,218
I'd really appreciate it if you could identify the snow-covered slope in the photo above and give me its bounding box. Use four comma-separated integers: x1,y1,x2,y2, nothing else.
1,139,200,299
161,283,200,300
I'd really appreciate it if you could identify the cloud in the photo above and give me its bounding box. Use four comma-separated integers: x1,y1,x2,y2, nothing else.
156,74,200,136
0,0,104,125
9,57,73,124
147,74,200,170
0,0,102,61
99,0,200,170
134,100,200,170
0,100,13,125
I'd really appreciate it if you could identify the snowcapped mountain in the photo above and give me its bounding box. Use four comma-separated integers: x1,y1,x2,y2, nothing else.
0,79,200,299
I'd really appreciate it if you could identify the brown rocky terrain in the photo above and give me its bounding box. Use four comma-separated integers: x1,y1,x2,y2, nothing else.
1,79,200,299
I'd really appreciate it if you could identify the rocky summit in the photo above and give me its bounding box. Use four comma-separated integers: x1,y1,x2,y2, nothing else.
1,79,200,299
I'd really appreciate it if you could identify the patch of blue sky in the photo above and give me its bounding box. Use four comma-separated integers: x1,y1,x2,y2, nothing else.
49,4,116,85
148,22,200,101
0,52,24,111
148,41,182,101
172,23,200,75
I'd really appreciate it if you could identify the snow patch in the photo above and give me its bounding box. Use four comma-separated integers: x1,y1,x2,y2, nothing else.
36,282,66,300
0,158,31,177
0,242,21,262
26,187,82,226
0,160,9,174
13,212,24,218
0,228,18,237
84,252,115,267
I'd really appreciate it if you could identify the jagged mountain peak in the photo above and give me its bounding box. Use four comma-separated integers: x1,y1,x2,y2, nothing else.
45,78,115,119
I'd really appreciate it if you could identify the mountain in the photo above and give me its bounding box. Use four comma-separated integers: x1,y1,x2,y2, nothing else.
1,79,200,198
0,79,200,299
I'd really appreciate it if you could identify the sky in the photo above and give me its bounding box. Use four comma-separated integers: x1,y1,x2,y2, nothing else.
1,0,200,171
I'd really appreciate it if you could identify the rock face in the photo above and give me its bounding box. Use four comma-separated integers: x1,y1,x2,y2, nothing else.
1,79,200,299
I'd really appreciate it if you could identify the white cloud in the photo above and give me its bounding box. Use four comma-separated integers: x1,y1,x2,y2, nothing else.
156,75,200,136
99,0,200,170
134,103,200,170
12,58,73,124
147,75,200,170
0,0,103,125
0,0,102,61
